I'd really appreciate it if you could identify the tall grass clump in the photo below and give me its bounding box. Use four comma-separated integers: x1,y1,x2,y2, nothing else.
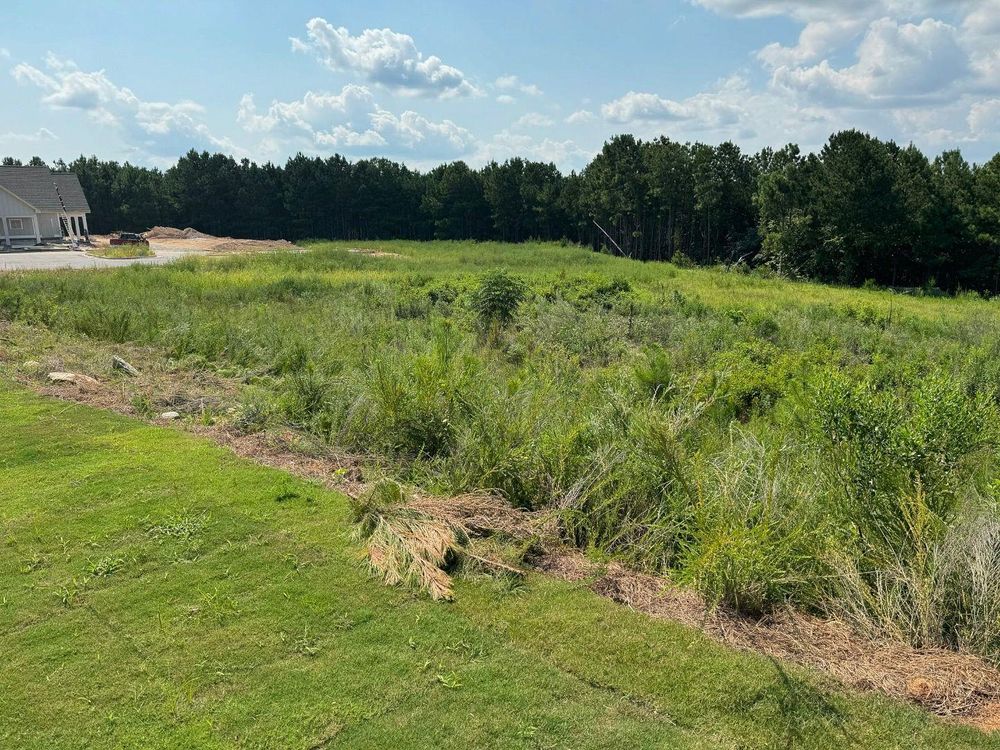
812,371,999,650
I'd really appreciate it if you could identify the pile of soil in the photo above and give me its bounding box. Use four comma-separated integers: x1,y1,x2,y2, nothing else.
214,239,298,253
145,226,213,240
142,226,301,254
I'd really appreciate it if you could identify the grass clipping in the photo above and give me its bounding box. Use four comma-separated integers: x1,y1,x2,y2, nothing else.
350,480,541,600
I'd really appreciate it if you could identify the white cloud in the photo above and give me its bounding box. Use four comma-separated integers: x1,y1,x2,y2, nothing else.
757,18,865,68
696,1,999,95
0,127,57,143
238,86,376,135
774,18,970,106
514,112,554,128
291,18,480,98
691,1,932,21
369,110,476,153
685,0,1000,157
0,48,10,59
239,86,475,158
494,74,544,98
12,53,240,158
475,130,592,168
969,99,1000,137
601,86,743,127
496,94,515,104
565,109,595,125
773,18,970,107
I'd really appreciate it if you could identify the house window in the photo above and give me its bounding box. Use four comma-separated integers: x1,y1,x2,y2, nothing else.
8,218,24,232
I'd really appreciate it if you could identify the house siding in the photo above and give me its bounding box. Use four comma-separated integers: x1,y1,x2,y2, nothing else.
0,188,36,241
37,212,63,239
0,187,34,216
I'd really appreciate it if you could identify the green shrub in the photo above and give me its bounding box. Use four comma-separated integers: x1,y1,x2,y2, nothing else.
682,522,796,616
470,270,526,328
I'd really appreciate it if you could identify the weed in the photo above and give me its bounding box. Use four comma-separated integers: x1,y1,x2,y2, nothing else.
87,554,128,577
145,512,208,540
436,672,462,689
291,626,321,657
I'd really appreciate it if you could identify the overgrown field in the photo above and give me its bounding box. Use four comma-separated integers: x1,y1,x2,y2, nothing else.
1,385,994,749
3,239,1000,665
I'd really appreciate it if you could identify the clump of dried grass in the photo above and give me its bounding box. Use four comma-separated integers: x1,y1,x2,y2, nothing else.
350,480,545,600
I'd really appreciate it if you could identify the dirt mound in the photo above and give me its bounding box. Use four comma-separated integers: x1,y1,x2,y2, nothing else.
142,227,301,254
214,239,298,253
145,226,214,240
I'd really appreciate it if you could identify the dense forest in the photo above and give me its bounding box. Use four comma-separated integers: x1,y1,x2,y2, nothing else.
6,129,1000,291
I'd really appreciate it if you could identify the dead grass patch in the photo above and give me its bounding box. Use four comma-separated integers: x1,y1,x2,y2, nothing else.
206,428,366,497
350,482,548,600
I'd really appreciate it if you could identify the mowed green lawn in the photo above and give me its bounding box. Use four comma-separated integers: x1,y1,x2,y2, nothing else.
0,384,994,750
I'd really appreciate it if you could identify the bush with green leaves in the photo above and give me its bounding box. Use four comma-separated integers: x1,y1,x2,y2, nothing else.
469,269,526,328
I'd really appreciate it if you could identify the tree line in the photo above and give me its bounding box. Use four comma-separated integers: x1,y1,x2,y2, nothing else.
6,129,999,291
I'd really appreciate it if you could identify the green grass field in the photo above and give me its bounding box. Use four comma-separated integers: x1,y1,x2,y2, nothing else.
1,384,995,749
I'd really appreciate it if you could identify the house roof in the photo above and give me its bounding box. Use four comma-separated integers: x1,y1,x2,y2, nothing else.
53,173,91,212
0,166,90,213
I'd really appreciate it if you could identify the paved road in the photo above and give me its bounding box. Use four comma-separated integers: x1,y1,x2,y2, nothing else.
0,244,196,272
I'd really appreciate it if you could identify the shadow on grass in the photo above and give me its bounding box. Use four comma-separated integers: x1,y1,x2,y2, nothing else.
744,655,854,750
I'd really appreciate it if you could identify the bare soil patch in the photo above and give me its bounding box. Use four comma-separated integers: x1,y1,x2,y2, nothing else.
145,226,214,240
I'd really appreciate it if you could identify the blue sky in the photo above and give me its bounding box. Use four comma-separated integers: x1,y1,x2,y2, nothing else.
3,0,998,170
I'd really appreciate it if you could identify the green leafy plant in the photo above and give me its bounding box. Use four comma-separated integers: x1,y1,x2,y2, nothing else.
469,269,526,328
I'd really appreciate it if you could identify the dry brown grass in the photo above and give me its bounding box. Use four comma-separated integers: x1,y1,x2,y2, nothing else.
535,551,1000,725
349,482,548,600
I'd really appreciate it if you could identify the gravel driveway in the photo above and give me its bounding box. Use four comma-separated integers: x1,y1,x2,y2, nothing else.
0,244,196,272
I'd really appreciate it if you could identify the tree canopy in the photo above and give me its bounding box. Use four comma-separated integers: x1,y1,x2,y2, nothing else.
10,129,1000,292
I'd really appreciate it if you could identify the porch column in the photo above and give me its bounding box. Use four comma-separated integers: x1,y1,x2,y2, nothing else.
70,216,79,241
32,214,41,245
82,214,89,237
2,218,9,247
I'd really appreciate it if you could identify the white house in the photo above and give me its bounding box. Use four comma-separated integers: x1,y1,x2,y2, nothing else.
0,166,91,247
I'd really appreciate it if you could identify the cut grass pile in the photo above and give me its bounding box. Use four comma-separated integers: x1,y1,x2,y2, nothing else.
2,239,1000,671
88,243,154,259
0,384,996,749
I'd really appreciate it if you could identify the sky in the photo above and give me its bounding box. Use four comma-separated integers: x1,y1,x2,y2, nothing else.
3,0,999,171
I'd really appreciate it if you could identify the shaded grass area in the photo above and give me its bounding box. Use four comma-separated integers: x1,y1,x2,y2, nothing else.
0,385,993,749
